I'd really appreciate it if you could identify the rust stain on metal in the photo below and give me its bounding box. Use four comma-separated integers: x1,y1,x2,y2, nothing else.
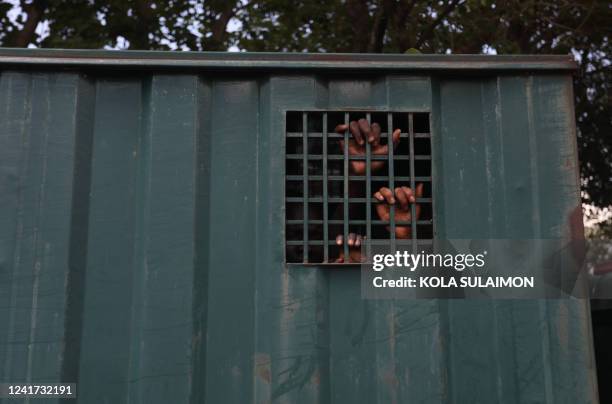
310,368,320,386
383,366,400,404
383,367,399,388
254,352,272,383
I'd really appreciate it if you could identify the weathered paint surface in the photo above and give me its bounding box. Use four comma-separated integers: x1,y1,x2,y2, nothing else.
0,53,597,404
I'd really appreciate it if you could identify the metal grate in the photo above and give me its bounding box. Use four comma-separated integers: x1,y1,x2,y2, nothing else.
285,111,433,264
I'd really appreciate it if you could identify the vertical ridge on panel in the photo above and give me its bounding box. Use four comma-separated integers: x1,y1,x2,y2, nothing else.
0,72,33,386
61,74,96,387
19,73,55,385
430,78,446,235
126,75,200,404
497,76,538,238
480,78,507,237
429,77,453,404
191,79,213,404
26,73,94,387
255,76,330,404
0,72,90,399
254,77,273,404
531,75,582,236
530,75,598,404
497,75,553,404
478,78,518,404
126,76,152,404
204,79,258,404
436,78,502,404
78,77,143,404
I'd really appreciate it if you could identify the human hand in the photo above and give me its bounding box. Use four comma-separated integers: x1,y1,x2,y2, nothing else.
374,184,424,239
333,233,365,263
335,119,401,175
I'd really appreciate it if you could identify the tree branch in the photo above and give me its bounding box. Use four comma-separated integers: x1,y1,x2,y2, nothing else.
132,0,155,49
367,0,391,53
204,1,239,51
414,0,463,49
346,0,370,52
392,0,419,52
14,0,47,47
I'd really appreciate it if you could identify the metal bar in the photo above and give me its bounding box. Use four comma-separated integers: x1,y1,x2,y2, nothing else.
322,113,329,262
286,197,432,203
287,155,426,161
409,113,418,253
303,112,308,262
286,132,431,138
365,113,372,260
387,113,395,250
343,112,349,260
287,240,434,246
286,175,432,181
288,219,433,225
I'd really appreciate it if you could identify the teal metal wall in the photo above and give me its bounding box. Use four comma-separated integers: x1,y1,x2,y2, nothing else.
0,51,598,403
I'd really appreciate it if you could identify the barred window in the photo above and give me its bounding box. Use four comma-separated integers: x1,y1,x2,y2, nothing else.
285,111,433,264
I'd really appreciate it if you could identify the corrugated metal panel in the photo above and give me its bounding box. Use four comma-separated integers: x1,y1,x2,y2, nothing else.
0,52,597,404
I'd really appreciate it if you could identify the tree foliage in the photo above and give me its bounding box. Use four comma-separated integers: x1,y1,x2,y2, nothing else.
1,0,610,207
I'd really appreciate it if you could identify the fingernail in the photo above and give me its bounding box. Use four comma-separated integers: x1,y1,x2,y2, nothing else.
390,198,395,204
